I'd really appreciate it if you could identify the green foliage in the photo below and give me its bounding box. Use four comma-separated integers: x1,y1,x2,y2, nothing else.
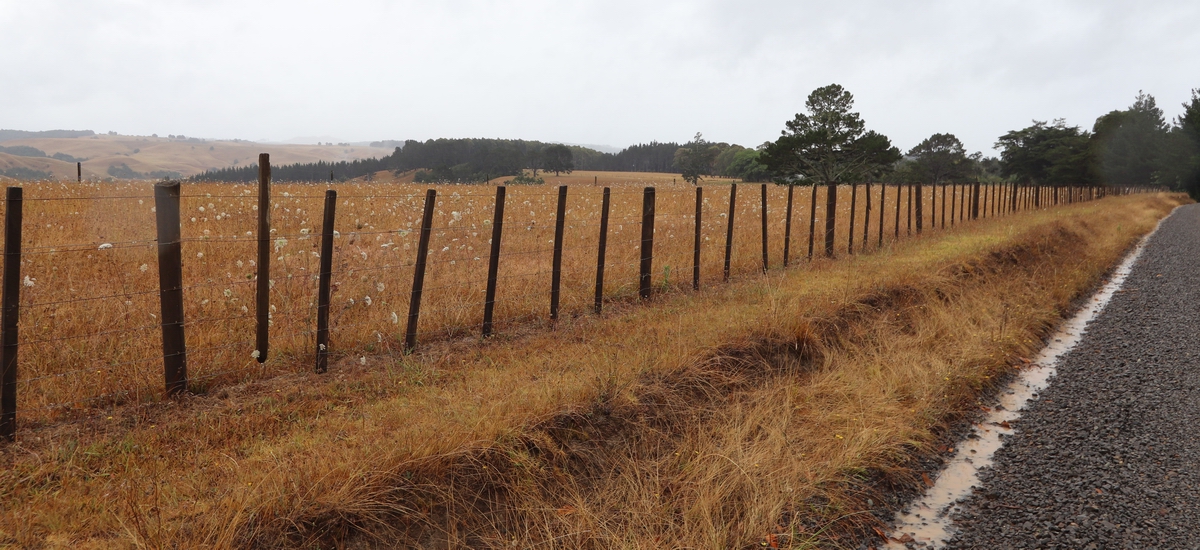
505,171,545,185
0,145,47,158
995,120,1096,186
1092,92,1167,187
106,163,181,180
725,148,772,182
0,166,52,180
759,84,900,186
541,144,574,176
673,133,720,184
907,133,973,184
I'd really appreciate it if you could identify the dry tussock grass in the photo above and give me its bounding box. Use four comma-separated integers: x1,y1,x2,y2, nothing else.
0,190,1182,549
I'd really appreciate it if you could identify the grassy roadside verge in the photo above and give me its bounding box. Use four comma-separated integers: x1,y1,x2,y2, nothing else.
0,193,1186,549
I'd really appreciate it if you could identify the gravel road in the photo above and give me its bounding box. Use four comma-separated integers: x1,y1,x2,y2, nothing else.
942,203,1200,549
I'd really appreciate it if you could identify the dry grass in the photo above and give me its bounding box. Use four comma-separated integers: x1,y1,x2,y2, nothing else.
13,178,954,421
0,183,1181,548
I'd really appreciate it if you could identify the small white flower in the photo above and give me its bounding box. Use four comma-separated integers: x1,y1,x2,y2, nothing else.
390,311,399,324
236,260,243,268
441,246,450,252
360,251,367,260
223,289,233,298
97,243,113,250
198,206,205,212
191,217,197,222
359,356,367,365
241,305,248,313
197,252,204,259
319,343,326,351
274,237,287,251
376,282,385,292
300,228,310,235
139,263,148,272
251,350,261,359
452,211,462,222
364,295,372,306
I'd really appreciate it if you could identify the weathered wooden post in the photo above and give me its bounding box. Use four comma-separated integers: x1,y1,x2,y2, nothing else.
255,154,270,363
550,185,567,319
693,187,702,288
595,187,611,312
848,183,858,253
724,184,737,281
639,187,655,298
154,181,187,395
783,185,794,267
315,190,336,373
808,185,818,259
482,186,505,336
0,187,22,441
823,184,837,257
760,184,768,271
403,189,436,353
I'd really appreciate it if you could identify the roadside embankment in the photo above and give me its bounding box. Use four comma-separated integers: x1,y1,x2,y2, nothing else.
0,193,1185,549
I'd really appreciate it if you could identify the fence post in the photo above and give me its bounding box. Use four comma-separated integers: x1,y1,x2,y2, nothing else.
894,184,901,238
76,162,81,183
760,184,768,272
0,187,22,441
550,185,567,320
906,183,912,236
724,184,737,281
482,186,506,336
693,187,702,289
315,190,336,373
153,181,187,395
972,182,981,220
255,153,270,363
596,187,611,312
808,185,817,259
848,183,857,253
878,183,886,248
823,184,837,257
783,185,794,267
915,182,923,234
404,189,436,353
863,182,871,250
639,187,655,298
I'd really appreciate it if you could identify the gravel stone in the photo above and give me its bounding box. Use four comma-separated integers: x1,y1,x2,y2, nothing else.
944,204,1200,549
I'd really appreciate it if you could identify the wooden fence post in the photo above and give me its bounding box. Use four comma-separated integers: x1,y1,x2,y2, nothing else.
550,185,567,319
906,183,912,236
403,189,436,353
153,181,187,395
482,186,505,336
863,183,871,250
972,182,981,220
878,183,886,248
823,184,837,257
639,187,655,298
596,187,611,312
808,185,817,259
0,187,22,441
693,187,702,288
783,185,794,267
760,184,768,271
915,182,923,234
76,162,81,183
315,190,336,373
255,153,270,363
724,184,737,281
894,184,901,238
848,183,857,253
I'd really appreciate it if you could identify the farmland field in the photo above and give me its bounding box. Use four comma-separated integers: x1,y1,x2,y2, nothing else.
13,172,946,424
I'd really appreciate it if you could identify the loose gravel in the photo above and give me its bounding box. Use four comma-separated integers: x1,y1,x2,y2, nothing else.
942,203,1200,549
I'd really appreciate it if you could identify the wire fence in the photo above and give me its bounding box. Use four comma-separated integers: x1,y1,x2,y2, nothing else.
0,169,1161,439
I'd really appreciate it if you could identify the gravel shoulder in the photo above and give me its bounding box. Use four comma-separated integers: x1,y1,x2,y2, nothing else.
943,203,1200,549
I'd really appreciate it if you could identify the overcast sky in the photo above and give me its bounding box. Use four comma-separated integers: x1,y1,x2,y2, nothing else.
3,0,1198,154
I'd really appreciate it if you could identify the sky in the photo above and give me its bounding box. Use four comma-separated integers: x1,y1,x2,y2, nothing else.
3,0,1199,155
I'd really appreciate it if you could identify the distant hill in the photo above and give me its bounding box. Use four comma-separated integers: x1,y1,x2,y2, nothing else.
0,129,95,142
0,132,383,181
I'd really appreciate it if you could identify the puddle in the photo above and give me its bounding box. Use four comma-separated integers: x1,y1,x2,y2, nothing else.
883,219,1164,548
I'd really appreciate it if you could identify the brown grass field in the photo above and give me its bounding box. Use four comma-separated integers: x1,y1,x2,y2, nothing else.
0,174,1182,548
